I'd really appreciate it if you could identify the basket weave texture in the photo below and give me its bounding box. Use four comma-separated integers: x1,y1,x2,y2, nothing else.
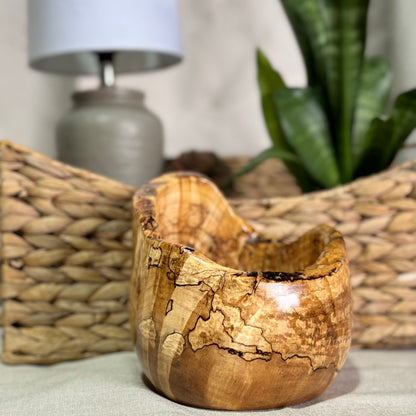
1,141,416,364
0,141,136,364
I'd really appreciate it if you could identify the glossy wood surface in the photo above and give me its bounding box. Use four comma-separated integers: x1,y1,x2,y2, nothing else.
130,172,352,410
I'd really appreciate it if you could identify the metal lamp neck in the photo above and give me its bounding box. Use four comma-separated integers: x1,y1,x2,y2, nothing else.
98,52,116,88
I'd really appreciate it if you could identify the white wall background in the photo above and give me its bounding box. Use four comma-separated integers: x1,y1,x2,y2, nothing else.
0,0,74,156
1,0,416,159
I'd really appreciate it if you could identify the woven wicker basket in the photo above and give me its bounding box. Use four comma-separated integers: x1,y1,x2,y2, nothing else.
1,140,415,364
0,141,136,364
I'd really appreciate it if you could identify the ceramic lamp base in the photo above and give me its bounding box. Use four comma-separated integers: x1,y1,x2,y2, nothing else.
56,87,163,187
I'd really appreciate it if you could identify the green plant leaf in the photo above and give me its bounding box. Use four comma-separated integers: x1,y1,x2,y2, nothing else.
256,48,319,191
280,0,330,93
354,117,394,177
280,3,318,85
387,89,416,164
327,0,370,182
280,0,369,183
273,88,341,188
352,57,391,171
256,48,286,147
257,48,285,96
253,1,415,190
356,90,416,177
234,146,299,178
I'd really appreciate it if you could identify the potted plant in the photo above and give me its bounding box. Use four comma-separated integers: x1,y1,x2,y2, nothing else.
231,0,416,350
241,0,416,192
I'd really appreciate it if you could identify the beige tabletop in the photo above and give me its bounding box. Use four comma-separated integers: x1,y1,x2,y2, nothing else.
1,332,415,416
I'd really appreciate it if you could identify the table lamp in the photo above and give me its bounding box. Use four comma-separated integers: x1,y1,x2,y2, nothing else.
27,0,183,186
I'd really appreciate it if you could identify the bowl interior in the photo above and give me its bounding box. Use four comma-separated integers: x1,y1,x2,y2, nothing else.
140,174,326,275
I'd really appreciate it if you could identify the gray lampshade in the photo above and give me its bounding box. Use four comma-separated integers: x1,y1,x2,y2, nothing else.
27,0,183,75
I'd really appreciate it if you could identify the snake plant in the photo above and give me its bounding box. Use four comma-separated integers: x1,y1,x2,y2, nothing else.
246,0,416,192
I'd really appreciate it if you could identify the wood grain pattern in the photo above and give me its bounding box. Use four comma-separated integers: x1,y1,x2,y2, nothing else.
130,173,352,410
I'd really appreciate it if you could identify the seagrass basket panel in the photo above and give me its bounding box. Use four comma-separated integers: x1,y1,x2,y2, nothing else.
230,159,416,349
0,141,136,364
226,157,302,199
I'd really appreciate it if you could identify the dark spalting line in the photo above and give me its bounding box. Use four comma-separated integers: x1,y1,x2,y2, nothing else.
187,306,273,363
278,352,339,373
174,280,203,288
243,267,337,282
184,285,342,371
222,320,274,358
262,271,304,282
224,345,272,361
165,299,173,315
188,340,272,362
235,263,341,282
186,339,338,372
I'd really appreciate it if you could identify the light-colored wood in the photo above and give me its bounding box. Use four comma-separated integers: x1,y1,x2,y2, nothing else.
130,173,352,410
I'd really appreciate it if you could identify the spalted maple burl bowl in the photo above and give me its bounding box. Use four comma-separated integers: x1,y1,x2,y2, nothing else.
130,172,352,410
